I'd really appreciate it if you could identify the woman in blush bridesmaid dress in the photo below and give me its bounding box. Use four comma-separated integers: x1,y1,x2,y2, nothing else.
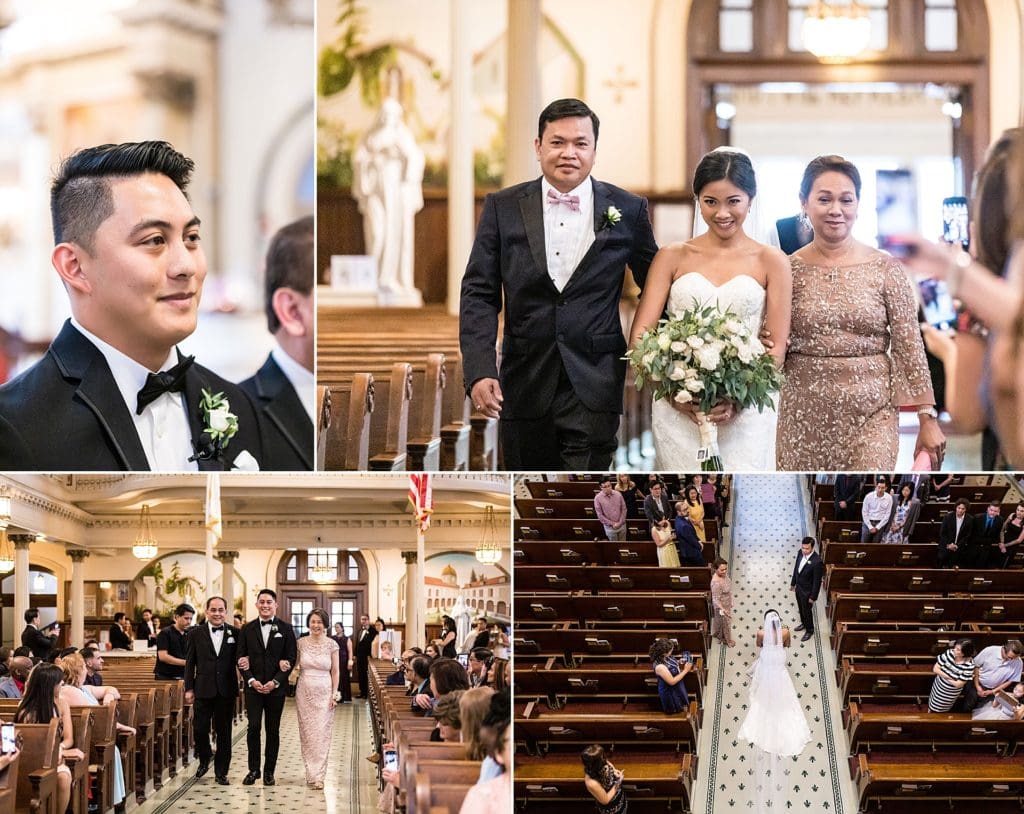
296,608,340,789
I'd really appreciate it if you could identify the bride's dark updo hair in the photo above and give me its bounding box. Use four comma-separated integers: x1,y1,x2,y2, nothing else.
693,149,757,200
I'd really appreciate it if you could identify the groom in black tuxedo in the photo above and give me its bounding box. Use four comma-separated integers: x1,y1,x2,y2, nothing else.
790,536,823,642
460,98,658,469
0,141,263,471
184,596,239,784
236,589,296,786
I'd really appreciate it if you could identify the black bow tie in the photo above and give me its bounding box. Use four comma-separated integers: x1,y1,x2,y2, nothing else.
211,626,224,633
136,355,194,414
261,619,275,626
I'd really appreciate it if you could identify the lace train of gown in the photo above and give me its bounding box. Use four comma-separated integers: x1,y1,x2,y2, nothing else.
652,273,777,470
296,636,339,784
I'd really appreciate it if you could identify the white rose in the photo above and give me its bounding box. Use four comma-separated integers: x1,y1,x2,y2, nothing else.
731,335,747,351
736,344,754,363
673,389,693,404
686,335,705,349
668,362,687,381
670,341,688,353
642,352,656,368
685,378,704,392
208,409,232,433
725,319,744,334
657,333,672,351
694,343,722,370
650,371,662,381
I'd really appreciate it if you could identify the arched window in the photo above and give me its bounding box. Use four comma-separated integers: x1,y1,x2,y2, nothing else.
275,548,368,636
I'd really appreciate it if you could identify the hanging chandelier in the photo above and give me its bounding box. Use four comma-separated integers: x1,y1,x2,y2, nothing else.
802,1,871,63
475,505,502,565
308,540,335,582
0,529,12,574
132,504,158,561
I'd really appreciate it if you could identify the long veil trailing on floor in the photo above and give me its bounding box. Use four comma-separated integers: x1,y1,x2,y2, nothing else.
737,609,812,812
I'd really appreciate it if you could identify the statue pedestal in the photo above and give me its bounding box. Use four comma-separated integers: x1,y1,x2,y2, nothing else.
317,285,424,308
378,287,423,308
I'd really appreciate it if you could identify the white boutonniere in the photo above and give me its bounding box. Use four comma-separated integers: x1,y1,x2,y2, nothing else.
602,205,622,230
270,624,279,635
190,389,239,462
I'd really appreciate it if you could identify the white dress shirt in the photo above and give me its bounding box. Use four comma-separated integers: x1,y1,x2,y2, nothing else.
209,622,224,656
862,492,893,526
798,555,810,572
954,514,965,541
261,617,274,647
70,319,196,471
541,176,595,292
271,344,315,424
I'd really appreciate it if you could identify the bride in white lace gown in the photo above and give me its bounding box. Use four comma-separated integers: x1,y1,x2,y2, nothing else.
628,148,790,470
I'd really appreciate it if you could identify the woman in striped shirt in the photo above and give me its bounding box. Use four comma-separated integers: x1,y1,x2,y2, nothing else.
928,639,977,712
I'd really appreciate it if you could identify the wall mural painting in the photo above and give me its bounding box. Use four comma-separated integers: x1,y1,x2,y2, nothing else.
134,552,246,619
397,551,510,636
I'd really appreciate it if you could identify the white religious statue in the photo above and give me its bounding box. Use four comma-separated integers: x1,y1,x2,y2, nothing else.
450,592,471,651
352,96,425,306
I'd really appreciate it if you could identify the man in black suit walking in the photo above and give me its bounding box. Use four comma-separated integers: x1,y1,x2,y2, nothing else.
239,216,314,470
236,589,296,787
459,98,658,469
0,141,263,471
790,537,823,642
184,596,239,785
21,608,57,661
353,613,377,699
975,501,1004,568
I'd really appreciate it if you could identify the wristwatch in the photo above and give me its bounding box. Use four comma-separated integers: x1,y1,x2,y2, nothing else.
917,406,939,420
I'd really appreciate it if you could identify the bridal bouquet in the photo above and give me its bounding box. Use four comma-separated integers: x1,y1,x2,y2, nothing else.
626,300,783,470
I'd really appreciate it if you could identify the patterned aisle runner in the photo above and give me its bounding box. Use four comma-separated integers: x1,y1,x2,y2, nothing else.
691,475,857,814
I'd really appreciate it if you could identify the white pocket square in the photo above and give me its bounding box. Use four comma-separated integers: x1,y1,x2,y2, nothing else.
227,638,235,644
273,632,283,638
232,450,260,471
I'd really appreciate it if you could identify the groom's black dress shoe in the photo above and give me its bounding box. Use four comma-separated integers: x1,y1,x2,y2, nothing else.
263,773,276,786
195,760,210,779
794,624,805,632
215,775,230,785
801,631,813,642
242,771,260,785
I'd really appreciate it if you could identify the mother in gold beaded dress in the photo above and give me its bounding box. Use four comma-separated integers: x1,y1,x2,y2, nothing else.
296,608,340,789
776,155,946,470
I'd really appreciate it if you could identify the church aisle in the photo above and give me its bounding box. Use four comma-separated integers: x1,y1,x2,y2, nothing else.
134,697,377,814
691,475,857,814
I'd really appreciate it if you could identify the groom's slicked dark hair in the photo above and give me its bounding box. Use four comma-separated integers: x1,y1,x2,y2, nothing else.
538,98,600,143
51,140,195,250
801,536,816,549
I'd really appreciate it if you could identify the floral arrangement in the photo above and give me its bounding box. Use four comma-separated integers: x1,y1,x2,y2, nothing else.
626,299,783,469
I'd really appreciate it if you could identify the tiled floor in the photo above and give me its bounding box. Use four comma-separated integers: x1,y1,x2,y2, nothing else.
690,475,858,814
135,698,378,814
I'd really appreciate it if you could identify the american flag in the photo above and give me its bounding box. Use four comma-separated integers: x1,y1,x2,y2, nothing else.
409,474,433,532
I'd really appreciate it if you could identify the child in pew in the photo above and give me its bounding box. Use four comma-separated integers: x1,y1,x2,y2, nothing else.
927,638,977,712
460,687,500,781
650,637,693,714
13,663,83,814
581,743,627,814
972,681,1024,720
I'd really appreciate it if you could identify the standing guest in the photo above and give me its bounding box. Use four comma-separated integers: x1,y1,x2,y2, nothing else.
976,501,1005,568
295,609,340,789
696,474,719,523
594,475,628,542
860,480,893,542
236,589,297,787
961,640,1023,711
710,558,736,647
21,608,58,661
155,603,193,680
790,537,823,642
183,596,239,785
81,647,104,687
239,216,315,470
833,474,863,521
997,503,1024,568
434,615,458,659
882,482,921,544
938,498,975,568
683,485,706,541
717,474,733,526
234,613,244,627
109,612,132,650
927,638,976,712
352,613,377,699
931,473,954,502
470,617,491,651
673,502,704,566
331,622,353,702
581,744,627,814
136,608,157,646
644,481,677,566
0,656,31,698
707,474,726,526
615,473,643,519
650,638,692,714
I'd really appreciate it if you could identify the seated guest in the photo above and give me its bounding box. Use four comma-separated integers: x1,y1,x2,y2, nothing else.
407,655,431,700
673,501,704,566
973,681,1024,720
385,648,418,687
412,657,470,714
467,648,492,688
54,647,78,667
11,646,31,659
488,657,510,693
860,479,892,543
108,612,132,650
239,216,314,470
938,498,975,568
14,663,84,814
998,502,1024,568
424,643,440,660
460,686,497,773
21,607,57,661
961,639,1023,710
459,691,510,813
927,638,976,712
882,482,921,544
0,656,32,698
431,690,465,742
136,608,157,646
0,646,11,677
81,646,104,687
650,637,692,714
155,603,194,680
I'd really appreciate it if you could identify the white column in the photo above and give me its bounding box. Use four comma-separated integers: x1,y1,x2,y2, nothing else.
216,550,238,618
447,0,475,315
67,549,89,649
12,535,32,636
402,550,418,648
141,576,157,612
505,0,542,185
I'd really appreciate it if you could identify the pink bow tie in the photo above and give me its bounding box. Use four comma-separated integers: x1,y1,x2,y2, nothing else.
547,188,580,212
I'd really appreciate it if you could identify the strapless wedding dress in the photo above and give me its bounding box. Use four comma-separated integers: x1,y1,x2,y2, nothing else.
652,272,778,471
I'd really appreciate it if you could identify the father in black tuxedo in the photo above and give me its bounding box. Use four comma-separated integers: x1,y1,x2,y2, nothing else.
790,537,823,642
460,98,658,469
184,596,238,785
239,216,314,470
236,589,296,786
0,141,262,471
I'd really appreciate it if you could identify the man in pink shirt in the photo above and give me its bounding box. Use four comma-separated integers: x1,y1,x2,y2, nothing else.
594,475,628,541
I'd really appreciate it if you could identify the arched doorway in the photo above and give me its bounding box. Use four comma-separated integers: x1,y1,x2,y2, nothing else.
1,564,58,646
275,548,369,637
